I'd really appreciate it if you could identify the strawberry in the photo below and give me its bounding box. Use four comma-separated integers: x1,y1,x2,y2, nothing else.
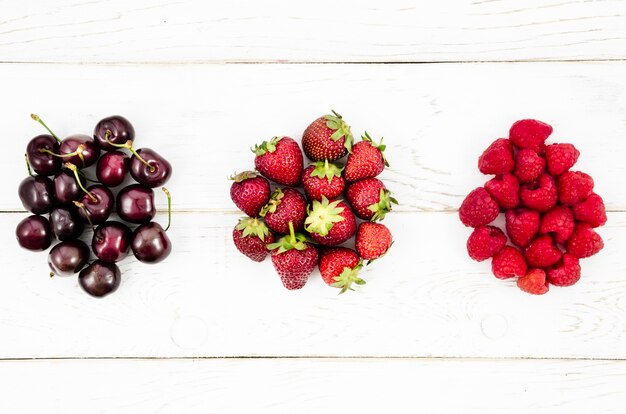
302,111,353,161
343,132,388,182
525,235,562,268
305,197,356,246
520,173,558,212
557,171,594,205
505,208,540,248
318,247,364,294
509,119,553,153
268,222,318,290
260,188,307,235
459,187,500,228
478,138,514,175
567,223,604,258
301,160,345,202
484,173,519,210
229,171,270,217
355,222,392,261
547,253,581,287
252,136,303,186
539,205,575,245
345,178,397,221
513,149,545,183
545,143,579,176
491,246,527,279
517,268,549,295
232,217,275,262
572,193,607,228
466,226,507,262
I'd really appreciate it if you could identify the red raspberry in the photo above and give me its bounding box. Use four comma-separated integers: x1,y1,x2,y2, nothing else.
520,174,557,212
484,174,519,210
567,223,603,258
545,143,579,176
557,171,594,205
539,205,575,245
459,187,499,228
572,193,607,228
491,246,527,279
505,208,540,248
478,138,514,175
525,235,562,268
509,119,552,153
466,226,507,262
547,253,581,287
513,149,545,183
517,268,549,295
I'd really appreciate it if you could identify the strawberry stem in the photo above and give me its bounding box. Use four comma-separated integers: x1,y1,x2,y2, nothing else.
31,114,60,142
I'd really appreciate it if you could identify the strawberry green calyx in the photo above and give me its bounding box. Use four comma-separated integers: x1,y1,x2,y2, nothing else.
332,262,365,294
324,110,354,152
369,188,399,222
260,188,284,216
362,131,389,167
310,160,343,184
267,222,309,254
229,170,259,182
251,136,283,156
236,217,271,242
305,196,345,236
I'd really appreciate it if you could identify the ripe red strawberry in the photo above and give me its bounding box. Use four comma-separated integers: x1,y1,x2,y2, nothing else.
525,235,562,268
545,143,579,176
539,205,575,245
517,268,549,295
513,149,545,183
491,246,527,279
355,222,392,261
459,187,499,228
345,178,398,221
344,132,388,182
260,188,307,234
302,111,353,161
318,247,364,294
302,160,345,201
505,208,540,248
567,223,604,258
232,217,275,262
268,222,318,290
305,197,356,246
229,171,270,217
557,171,594,205
520,173,557,212
466,226,507,262
572,193,607,228
478,138,514,175
547,253,581,287
252,136,303,186
484,173,519,210
509,119,553,153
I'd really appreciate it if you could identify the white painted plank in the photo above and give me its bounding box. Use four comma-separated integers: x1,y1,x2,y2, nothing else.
2,62,626,212
1,0,626,63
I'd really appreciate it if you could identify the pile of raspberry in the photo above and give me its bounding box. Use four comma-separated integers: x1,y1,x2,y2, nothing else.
459,119,606,295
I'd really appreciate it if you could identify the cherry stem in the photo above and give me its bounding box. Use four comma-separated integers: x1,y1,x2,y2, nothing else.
73,201,96,231
162,187,171,232
24,154,34,177
77,170,98,183
31,114,60,143
39,144,86,167
66,163,96,202
50,272,55,278
105,136,155,173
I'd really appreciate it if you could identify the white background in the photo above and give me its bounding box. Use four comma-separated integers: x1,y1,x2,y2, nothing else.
2,0,626,412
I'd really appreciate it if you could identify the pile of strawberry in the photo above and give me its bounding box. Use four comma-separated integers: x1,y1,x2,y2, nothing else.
459,119,606,295
229,111,396,293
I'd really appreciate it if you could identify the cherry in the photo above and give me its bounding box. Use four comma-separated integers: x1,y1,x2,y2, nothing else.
79,260,121,297
50,207,84,241
16,215,51,251
131,188,172,264
117,184,155,224
18,175,55,214
96,151,129,187
75,183,114,225
130,148,172,188
92,221,132,263
26,135,61,176
53,170,81,205
59,134,100,168
48,240,90,276
94,115,135,151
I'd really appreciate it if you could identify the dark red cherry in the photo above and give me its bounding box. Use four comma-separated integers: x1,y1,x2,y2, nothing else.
96,151,129,187
94,115,135,151
26,135,61,176
130,148,172,188
76,185,114,224
53,170,81,205
116,184,155,224
50,207,84,241
16,215,51,251
18,175,55,214
79,260,121,297
131,222,171,264
59,134,100,168
48,240,90,276
92,221,132,263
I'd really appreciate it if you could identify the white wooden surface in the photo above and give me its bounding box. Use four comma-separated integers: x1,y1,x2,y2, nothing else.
3,1,626,413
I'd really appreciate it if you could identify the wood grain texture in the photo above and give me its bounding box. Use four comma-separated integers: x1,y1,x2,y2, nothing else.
1,0,625,63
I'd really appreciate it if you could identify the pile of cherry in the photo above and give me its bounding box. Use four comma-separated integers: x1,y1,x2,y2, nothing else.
16,115,172,298
229,111,396,293
459,119,606,295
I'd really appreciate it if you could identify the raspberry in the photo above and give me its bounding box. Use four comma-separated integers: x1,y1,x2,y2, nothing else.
520,174,557,212
539,205,575,245
505,208,540,248
466,226,507,261
572,193,607,228
513,149,545,183
525,235,562,268
547,253,581,287
545,143,579,176
509,119,553,153
517,268,549,295
491,246,527,279
478,138,514,175
557,171,594,205
459,187,500,228
567,223,603,258
484,174,519,210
